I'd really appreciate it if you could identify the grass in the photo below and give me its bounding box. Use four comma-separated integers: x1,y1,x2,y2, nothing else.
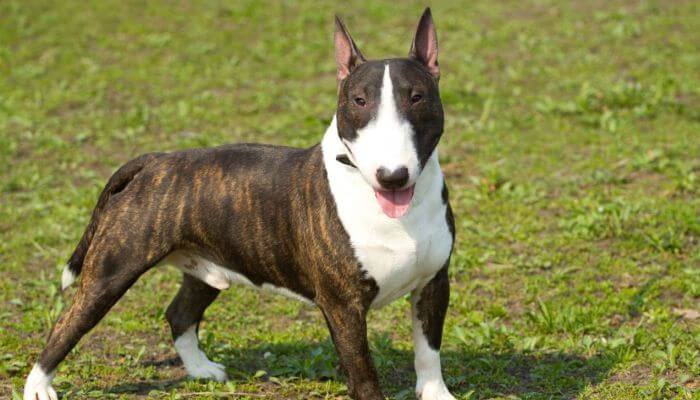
1,0,699,399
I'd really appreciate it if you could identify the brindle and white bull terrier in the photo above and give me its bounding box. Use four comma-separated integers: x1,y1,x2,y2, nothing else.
24,8,455,400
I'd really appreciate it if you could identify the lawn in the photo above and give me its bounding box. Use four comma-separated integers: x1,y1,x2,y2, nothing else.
1,0,699,399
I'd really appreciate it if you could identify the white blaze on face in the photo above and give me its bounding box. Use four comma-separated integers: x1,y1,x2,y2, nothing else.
346,64,420,189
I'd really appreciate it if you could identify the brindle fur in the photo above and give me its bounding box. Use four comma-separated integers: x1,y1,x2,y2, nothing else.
38,145,389,398
30,9,452,400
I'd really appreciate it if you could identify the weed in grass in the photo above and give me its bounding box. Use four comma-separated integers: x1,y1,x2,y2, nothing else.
561,196,639,240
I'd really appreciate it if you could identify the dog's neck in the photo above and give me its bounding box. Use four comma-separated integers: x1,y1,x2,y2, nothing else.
321,115,443,216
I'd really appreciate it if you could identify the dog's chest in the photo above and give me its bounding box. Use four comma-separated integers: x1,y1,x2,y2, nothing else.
324,147,453,308
352,205,452,308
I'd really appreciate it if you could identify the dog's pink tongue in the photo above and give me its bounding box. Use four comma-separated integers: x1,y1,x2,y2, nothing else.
374,185,415,218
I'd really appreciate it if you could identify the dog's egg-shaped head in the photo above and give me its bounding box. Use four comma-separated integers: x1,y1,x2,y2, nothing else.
333,9,444,193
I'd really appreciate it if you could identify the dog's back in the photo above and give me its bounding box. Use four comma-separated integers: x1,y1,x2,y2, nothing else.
83,144,360,300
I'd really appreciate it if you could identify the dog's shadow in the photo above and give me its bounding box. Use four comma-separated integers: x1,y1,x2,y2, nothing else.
108,336,617,399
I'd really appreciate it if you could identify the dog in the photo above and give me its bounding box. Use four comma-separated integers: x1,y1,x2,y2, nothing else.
24,8,455,400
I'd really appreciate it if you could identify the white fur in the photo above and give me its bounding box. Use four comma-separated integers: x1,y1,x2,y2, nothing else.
412,292,455,400
322,116,452,308
23,364,57,400
61,265,76,290
345,64,421,189
163,251,251,290
261,283,314,305
162,252,313,305
174,325,227,381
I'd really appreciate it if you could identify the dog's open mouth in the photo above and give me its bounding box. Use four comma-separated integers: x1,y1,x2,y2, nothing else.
374,185,415,218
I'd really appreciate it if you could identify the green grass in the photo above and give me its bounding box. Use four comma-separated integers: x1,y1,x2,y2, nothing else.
1,0,699,399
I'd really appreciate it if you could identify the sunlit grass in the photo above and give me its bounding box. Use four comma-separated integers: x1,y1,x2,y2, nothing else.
1,1,699,399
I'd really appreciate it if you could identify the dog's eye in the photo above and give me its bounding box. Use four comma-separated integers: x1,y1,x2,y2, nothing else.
410,94,423,104
354,97,367,107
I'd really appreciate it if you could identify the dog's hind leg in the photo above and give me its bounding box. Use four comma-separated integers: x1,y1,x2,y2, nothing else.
23,225,167,400
166,273,226,381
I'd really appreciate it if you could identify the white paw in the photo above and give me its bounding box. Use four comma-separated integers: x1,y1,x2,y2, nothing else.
24,364,58,400
185,358,228,382
23,386,58,400
174,326,228,382
416,380,456,400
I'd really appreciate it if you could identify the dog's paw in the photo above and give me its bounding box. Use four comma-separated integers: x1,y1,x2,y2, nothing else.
24,364,58,400
416,380,456,400
186,359,228,382
23,385,58,400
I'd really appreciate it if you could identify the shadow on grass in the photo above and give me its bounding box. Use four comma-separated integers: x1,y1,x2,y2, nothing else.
106,338,619,399
437,349,617,399
108,376,187,396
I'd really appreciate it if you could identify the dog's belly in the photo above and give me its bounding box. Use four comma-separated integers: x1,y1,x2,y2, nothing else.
162,251,314,305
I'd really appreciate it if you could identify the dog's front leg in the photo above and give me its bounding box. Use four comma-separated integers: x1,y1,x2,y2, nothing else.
319,299,384,400
411,266,455,400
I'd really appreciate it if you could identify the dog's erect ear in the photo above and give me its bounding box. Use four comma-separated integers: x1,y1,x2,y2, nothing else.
409,7,439,80
335,16,366,82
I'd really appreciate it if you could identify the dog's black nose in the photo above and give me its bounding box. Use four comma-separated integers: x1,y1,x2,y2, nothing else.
376,167,409,189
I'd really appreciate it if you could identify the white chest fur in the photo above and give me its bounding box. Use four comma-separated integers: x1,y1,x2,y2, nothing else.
322,119,453,308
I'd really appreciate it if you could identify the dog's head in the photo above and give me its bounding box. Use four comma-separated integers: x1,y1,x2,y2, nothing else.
334,8,444,218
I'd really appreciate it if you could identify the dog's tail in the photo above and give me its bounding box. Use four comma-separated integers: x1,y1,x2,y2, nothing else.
61,153,163,290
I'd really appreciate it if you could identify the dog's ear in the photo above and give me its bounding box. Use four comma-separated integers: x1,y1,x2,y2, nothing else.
409,7,439,80
334,15,366,82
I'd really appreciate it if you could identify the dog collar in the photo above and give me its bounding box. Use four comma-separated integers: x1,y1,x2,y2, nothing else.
335,154,357,168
